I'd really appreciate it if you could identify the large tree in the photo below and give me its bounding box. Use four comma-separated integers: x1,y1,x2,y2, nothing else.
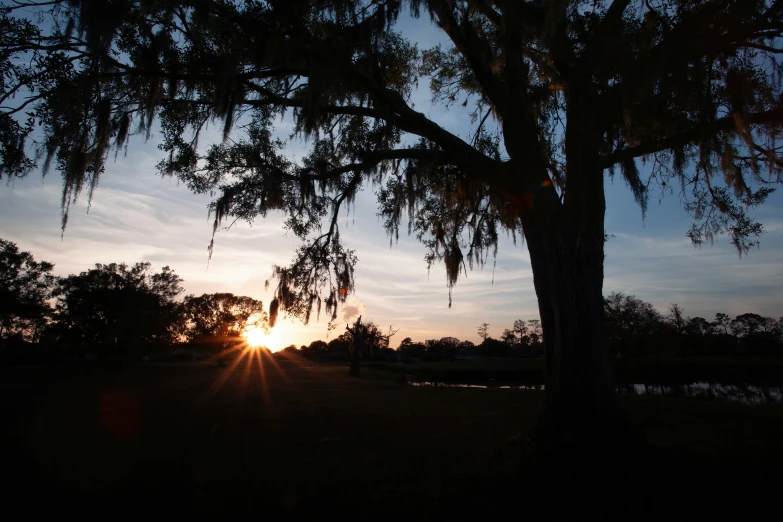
51,262,183,354
2,0,783,446
0,238,56,341
344,316,397,375
178,292,267,350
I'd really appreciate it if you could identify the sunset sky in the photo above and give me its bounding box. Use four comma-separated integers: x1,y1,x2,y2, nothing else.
2,13,782,350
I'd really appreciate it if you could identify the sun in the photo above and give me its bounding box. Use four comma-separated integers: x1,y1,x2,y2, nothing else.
243,326,286,351
244,327,268,348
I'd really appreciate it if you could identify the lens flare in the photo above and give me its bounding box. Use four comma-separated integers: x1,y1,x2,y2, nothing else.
244,328,266,347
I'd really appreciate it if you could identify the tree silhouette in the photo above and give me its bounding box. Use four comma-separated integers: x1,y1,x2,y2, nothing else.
513,319,529,343
667,304,687,335
302,339,328,360
604,292,663,356
730,312,781,353
0,238,56,341
477,322,490,342
4,0,783,446
179,292,267,354
527,320,542,344
345,315,397,376
501,328,516,346
713,312,733,336
686,317,712,337
50,262,183,356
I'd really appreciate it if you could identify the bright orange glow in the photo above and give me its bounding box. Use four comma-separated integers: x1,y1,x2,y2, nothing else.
244,327,267,348
243,327,285,352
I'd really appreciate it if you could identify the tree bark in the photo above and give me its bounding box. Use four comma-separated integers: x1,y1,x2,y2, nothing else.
525,223,628,450
517,87,634,451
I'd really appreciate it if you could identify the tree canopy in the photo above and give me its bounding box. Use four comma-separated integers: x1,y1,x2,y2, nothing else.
3,0,781,320
178,292,267,349
0,238,56,340
50,261,183,353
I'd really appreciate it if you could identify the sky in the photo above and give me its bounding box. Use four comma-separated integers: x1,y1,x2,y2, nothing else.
1,11,782,350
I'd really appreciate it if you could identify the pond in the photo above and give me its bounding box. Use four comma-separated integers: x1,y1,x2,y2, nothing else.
407,378,783,406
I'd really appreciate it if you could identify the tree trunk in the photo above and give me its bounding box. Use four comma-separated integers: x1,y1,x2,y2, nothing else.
525,222,628,450
518,90,634,451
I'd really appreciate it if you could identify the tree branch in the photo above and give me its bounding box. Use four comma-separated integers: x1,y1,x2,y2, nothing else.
375,87,499,173
285,148,444,182
430,1,507,112
577,0,632,71
602,108,783,168
604,0,633,27
466,0,502,29
2,0,64,11
241,94,378,118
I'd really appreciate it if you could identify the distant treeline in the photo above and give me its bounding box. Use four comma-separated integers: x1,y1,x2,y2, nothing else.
1,238,781,362
603,293,782,357
1,238,268,361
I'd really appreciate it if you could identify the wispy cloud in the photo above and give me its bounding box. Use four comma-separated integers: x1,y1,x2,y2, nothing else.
339,297,368,325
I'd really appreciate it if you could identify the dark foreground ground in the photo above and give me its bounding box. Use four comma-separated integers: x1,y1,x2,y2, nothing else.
2,355,782,520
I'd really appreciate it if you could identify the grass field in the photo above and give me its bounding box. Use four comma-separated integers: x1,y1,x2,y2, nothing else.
1,355,781,520
367,356,783,385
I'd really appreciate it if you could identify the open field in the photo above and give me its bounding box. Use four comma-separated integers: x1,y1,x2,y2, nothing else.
366,356,783,385
1,356,782,520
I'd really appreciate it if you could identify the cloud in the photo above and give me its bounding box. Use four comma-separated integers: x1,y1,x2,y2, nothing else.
339,297,368,325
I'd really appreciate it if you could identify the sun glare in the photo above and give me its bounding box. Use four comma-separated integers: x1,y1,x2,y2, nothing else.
244,328,267,348
243,327,288,352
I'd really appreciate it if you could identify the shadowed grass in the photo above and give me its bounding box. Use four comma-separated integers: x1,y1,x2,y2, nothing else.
366,356,783,386
0,360,780,520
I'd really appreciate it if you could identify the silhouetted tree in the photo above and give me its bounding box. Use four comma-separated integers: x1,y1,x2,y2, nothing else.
731,313,782,354
0,238,56,341
345,316,397,376
179,292,267,353
281,344,299,357
458,340,475,349
480,336,508,357
684,316,713,355
604,292,663,357
303,339,328,361
731,313,766,339
667,304,687,336
327,331,353,361
664,304,689,356
50,262,183,356
713,313,733,336
477,323,490,343
438,336,461,359
398,337,414,350
423,335,461,360
513,319,529,344
686,317,712,337
527,320,543,345
398,336,426,362
6,1,783,446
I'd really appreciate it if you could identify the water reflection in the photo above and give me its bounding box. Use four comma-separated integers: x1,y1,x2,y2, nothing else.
618,382,783,406
408,381,544,391
407,379,783,406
